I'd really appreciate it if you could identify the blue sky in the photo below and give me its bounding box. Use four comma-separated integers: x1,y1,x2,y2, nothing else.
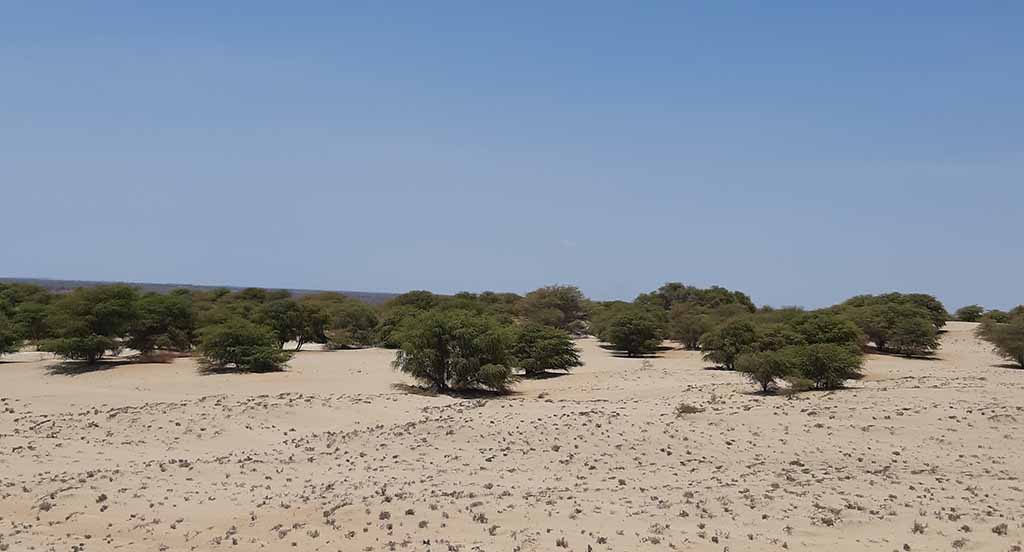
2,2,1021,309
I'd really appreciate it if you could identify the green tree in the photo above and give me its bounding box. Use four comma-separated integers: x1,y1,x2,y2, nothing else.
667,304,713,350
511,323,582,376
700,319,758,369
13,302,50,342
197,318,293,372
635,282,756,313
258,298,304,349
888,316,940,357
40,285,138,363
978,314,1024,368
735,350,794,393
955,305,985,322
392,309,515,392
789,343,864,390
127,292,195,354
599,309,663,357
791,311,864,348
754,323,806,352
0,313,21,356
519,285,589,334
324,299,379,349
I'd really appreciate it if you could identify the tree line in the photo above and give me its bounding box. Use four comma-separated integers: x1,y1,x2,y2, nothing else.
3,281,1018,393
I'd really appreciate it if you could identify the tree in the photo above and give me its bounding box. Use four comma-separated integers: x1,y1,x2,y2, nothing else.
0,313,21,356
40,285,138,363
511,323,582,376
127,292,195,355
978,314,1024,368
324,299,379,349
197,318,293,372
258,298,304,349
735,350,794,393
955,305,985,322
888,316,940,357
635,282,756,313
599,309,663,357
519,285,589,334
790,343,863,390
700,319,757,369
755,323,806,352
667,304,713,350
791,311,864,348
13,302,49,343
392,309,515,392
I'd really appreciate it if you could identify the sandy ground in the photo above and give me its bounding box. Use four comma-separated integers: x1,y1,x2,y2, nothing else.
1,321,1022,551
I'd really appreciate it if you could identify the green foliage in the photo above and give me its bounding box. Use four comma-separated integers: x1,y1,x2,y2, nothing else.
790,311,864,347
511,323,582,376
197,318,293,372
888,316,940,357
0,313,21,356
977,310,1024,368
40,285,138,363
519,285,589,334
955,305,985,322
754,323,806,352
667,304,713,350
735,350,795,393
789,343,864,390
391,309,516,392
701,319,758,369
843,292,948,330
845,302,939,356
257,297,304,348
635,282,756,313
325,299,379,349
598,308,664,357
127,292,195,354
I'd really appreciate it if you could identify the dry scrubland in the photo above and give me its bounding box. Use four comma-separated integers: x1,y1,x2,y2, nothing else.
1,322,1022,551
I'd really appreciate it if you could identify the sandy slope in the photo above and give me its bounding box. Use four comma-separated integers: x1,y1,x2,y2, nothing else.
1,322,1021,551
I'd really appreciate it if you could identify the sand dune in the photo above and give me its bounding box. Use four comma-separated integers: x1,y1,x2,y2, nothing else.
1,322,1021,551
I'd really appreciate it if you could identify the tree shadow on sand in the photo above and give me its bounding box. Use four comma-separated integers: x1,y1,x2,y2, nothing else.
197,364,287,376
993,363,1023,370
389,383,515,399
599,344,671,359
864,346,940,361
45,359,135,376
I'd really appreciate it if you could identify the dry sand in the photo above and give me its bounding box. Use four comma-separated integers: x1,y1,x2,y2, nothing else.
1,321,1021,551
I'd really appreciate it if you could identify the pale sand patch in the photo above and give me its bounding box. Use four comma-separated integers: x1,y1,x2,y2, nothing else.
1,322,1021,551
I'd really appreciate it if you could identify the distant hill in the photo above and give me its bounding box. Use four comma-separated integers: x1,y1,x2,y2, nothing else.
0,277,398,305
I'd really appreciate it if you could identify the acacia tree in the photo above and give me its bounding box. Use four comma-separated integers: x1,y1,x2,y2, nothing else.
978,311,1024,368
127,291,195,355
0,313,21,357
735,350,793,393
197,318,292,372
700,319,757,369
667,304,713,350
599,309,663,357
392,309,515,392
955,305,985,322
519,285,589,335
511,323,582,376
790,343,864,389
41,285,138,363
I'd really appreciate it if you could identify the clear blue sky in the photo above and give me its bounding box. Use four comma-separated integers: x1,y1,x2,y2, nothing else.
2,2,1021,310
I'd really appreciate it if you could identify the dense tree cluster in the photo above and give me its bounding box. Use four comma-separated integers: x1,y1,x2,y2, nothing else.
840,293,945,357
977,306,1024,368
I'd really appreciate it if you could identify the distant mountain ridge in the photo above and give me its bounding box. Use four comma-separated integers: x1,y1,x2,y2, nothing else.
0,277,398,305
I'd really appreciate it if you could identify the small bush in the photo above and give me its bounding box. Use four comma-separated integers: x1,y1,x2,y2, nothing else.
674,402,704,416
511,323,582,376
790,343,863,390
197,319,292,373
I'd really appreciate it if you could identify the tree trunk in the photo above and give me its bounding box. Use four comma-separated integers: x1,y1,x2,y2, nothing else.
295,338,304,352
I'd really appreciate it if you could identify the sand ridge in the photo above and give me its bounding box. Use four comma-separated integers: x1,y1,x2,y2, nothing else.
1,322,1022,551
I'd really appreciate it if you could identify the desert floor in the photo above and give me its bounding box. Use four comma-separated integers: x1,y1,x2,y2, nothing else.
1,321,1022,551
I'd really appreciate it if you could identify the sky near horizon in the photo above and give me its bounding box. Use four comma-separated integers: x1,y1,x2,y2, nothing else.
1,2,1021,310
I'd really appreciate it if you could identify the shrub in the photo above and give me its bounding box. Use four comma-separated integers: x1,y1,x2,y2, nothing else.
700,319,757,369
754,323,806,352
791,311,864,348
887,316,940,357
392,309,516,392
955,305,985,322
674,401,704,416
735,350,795,393
667,304,713,350
977,314,1024,368
40,285,138,363
519,285,589,334
599,309,664,357
0,313,22,356
789,343,863,390
127,292,195,355
197,319,293,372
511,323,582,376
